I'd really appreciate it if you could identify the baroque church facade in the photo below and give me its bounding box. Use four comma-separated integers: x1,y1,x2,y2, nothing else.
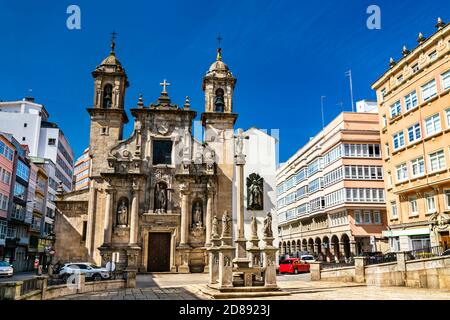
54,40,273,273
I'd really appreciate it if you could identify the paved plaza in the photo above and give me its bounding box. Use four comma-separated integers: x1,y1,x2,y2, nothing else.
56,273,450,300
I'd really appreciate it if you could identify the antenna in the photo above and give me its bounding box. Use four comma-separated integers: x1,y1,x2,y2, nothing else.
345,70,355,112
320,96,326,130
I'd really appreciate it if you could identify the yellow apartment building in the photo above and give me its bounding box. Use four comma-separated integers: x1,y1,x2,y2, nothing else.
372,18,450,252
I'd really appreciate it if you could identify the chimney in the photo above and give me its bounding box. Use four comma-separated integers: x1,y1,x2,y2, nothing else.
24,96,35,103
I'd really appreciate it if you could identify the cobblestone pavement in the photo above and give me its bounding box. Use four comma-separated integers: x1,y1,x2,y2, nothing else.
56,273,450,300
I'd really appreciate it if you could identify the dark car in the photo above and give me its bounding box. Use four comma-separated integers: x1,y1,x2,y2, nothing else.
442,249,450,256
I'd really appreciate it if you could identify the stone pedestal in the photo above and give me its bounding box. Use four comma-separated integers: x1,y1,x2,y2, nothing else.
125,270,136,288
248,237,262,268
208,237,221,284
262,237,278,288
354,256,367,283
178,247,190,274
218,236,234,288
310,262,322,281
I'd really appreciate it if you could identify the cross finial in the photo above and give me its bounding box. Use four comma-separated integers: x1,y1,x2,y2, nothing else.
216,34,223,61
159,79,171,93
110,30,118,53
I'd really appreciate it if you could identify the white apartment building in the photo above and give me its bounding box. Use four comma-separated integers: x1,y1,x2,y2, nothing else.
0,98,74,192
276,105,389,261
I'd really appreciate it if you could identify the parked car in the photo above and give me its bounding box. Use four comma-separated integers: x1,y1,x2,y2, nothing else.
442,249,450,256
0,261,13,277
299,255,316,263
278,258,310,274
58,263,111,281
361,251,383,263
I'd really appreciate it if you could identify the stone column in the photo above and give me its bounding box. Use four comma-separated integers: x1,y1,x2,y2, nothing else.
86,181,97,255
339,242,346,261
103,189,113,245
233,156,250,268
129,190,139,245
205,190,213,247
354,256,367,283
395,251,407,286
179,185,190,247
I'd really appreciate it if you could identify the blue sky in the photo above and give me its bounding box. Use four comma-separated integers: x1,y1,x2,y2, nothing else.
0,0,449,163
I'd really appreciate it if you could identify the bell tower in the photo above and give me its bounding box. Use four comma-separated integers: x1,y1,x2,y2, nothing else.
87,35,129,178
202,43,237,113
201,43,238,223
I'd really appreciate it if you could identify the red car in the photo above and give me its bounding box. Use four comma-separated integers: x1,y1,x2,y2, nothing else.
278,258,310,274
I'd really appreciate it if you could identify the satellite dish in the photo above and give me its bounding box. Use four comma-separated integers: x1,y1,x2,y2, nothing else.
106,261,116,272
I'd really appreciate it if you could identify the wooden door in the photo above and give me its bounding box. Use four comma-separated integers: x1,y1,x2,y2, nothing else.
147,233,171,272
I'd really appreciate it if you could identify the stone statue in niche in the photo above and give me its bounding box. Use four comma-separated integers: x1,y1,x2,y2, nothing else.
154,183,167,213
247,173,264,210
117,199,128,226
192,201,203,228
221,211,231,238
263,212,273,238
212,215,219,239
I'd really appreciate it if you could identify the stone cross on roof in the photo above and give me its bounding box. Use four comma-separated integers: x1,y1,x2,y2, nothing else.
160,79,170,94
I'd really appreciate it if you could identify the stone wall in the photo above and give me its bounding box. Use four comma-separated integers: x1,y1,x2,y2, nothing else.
0,273,133,300
311,254,450,290
320,267,355,282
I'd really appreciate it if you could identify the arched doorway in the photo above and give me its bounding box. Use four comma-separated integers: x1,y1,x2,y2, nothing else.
302,239,308,252
291,241,296,255
297,240,302,254
282,242,287,255
315,237,322,258
341,234,351,260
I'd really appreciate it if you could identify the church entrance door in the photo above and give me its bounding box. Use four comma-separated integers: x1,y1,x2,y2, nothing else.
147,232,171,272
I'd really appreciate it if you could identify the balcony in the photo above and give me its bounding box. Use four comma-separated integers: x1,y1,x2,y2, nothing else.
33,202,45,214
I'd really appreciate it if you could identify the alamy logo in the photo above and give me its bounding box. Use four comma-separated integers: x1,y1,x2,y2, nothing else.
366,5,381,30
66,5,81,30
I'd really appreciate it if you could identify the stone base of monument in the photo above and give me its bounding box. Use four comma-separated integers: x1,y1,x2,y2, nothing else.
200,283,289,299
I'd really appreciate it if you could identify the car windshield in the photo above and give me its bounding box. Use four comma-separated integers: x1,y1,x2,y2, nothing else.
302,256,314,260
280,260,293,264
0,262,10,267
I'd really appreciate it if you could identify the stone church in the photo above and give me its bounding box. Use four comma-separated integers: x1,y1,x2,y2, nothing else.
54,39,278,273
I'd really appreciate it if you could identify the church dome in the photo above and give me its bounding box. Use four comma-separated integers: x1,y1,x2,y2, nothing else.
208,60,229,72
205,48,233,77
101,53,122,67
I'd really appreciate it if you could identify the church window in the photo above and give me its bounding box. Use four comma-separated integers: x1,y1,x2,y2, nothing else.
102,84,113,108
101,127,109,135
153,140,173,165
214,88,225,112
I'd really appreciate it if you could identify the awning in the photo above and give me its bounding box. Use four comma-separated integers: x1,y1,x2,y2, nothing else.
382,227,430,238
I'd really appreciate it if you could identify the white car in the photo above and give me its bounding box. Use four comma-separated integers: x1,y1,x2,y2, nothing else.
0,261,13,277
59,262,110,281
299,255,316,263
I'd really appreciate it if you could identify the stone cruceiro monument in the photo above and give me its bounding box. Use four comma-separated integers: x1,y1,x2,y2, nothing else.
203,130,286,298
